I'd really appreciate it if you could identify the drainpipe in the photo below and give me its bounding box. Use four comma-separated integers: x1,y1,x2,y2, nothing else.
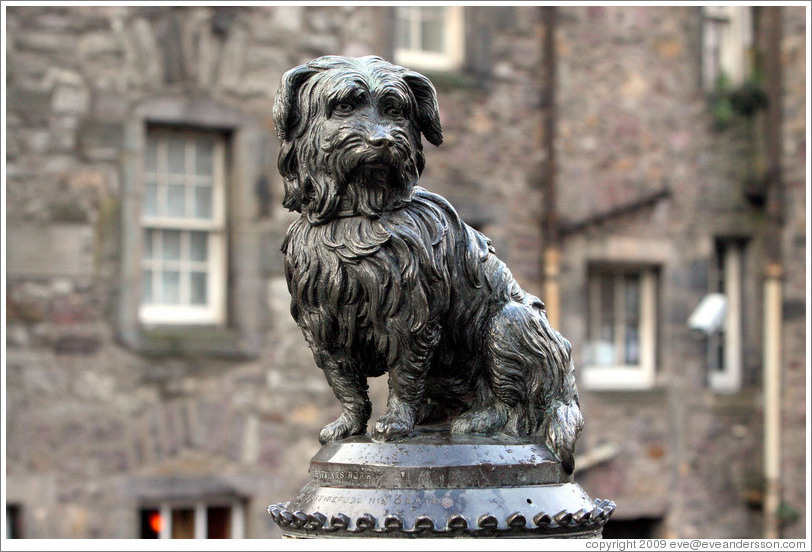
761,6,783,539
540,6,560,329
763,263,782,539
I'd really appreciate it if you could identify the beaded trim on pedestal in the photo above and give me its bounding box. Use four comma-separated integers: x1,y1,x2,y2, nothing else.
268,498,616,537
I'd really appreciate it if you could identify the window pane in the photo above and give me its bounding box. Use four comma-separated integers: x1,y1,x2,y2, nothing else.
142,270,153,303
207,506,232,539
715,242,727,293
145,139,159,172
190,272,207,305
194,185,212,219
625,325,640,365
167,137,186,175
196,138,215,176
623,275,641,365
190,231,208,262
162,230,181,261
589,274,616,367
143,229,154,260
161,271,181,304
396,10,411,49
167,183,186,217
421,18,445,53
171,508,195,539
599,276,615,343
422,6,446,19
144,181,158,217
624,274,640,319
710,332,725,373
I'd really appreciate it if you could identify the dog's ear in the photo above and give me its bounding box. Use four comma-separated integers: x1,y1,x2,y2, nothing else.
274,63,321,213
403,71,443,147
273,63,319,142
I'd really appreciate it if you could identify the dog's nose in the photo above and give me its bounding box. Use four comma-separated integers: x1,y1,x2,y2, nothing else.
367,130,395,149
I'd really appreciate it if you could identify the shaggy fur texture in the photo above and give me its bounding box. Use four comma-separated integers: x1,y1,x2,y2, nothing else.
274,56,583,473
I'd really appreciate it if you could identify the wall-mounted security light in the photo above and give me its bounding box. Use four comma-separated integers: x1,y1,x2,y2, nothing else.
688,293,727,335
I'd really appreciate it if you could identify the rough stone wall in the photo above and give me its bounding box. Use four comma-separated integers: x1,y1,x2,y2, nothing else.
555,6,806,539
777,5,807,540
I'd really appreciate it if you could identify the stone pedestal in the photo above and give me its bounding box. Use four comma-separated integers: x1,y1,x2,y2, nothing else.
268,425,614,538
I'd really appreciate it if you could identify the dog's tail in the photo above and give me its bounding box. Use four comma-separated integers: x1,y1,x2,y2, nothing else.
542,375,584,475
528,297,584,475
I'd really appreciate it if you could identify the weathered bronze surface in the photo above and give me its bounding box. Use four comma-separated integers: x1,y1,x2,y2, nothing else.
268,55,613,538
269,425,614,538
273,55,583,471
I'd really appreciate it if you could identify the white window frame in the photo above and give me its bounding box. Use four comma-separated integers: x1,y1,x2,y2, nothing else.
394,6,464,72
139,129,227,326
702,5,753,91
709,241,744,393
583,268,657,390
145,500,245,539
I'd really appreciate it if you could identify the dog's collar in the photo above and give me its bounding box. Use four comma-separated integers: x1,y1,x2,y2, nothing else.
332,209,368,219
330,201,411,219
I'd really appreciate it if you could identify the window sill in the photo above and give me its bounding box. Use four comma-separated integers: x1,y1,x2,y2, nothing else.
581,366,655,391
136,325,258,359
581,387,668,407
711,386,760,413
428,69,487,92
708,371,742,394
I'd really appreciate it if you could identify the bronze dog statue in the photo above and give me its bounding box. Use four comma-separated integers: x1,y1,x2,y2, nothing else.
274,56,583,473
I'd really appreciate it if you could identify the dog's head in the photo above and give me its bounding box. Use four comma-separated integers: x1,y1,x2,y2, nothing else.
273,56,443,224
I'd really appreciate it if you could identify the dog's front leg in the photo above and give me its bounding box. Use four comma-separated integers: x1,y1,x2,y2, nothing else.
372,325,440,441
318,355,372,444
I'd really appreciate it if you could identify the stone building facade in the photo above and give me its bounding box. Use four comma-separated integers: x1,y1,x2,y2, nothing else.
553,6,807,539
4,5,806,539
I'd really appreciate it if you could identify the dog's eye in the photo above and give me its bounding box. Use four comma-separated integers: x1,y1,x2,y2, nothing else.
384,106,405,119
332,102,355,116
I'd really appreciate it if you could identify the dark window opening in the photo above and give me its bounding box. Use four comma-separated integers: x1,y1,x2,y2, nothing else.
602,517,663,539
6,504,23,539
140,508,161,539
171,508,195,539
207,506,232,539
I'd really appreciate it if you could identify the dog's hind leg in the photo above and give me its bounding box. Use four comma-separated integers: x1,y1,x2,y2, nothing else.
316,351,372,444
449,377,509,434
460,299,584,472
451,302,537,436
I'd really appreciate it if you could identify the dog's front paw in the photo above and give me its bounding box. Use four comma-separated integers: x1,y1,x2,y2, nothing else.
319,413,365,444
371,411,414,442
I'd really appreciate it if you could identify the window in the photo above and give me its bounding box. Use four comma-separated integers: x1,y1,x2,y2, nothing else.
702,6,753,91
394,6,464,72
117,98,267,356
602,517,663,539
583,266,658,390
140,128,227,326
708,239,745,392
6,504,22,539
140,501,245,539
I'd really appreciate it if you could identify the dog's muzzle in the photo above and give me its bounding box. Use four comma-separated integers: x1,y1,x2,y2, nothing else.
366,128,396,150
350,128,403,171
